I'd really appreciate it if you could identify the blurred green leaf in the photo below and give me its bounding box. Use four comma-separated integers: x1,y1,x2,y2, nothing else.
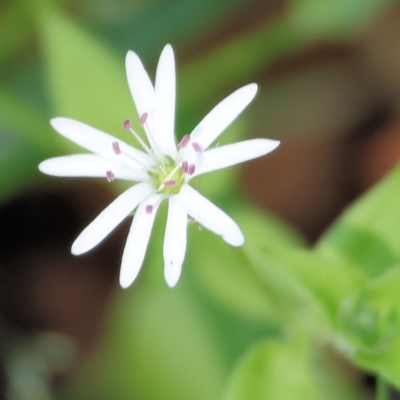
101,0,246,57
189,226,278,324
0,140,47,199
317,165,400,278
0,2,32,67
290,0,395,39
223,336,365,400
63,284,228,400
187,202,304,323
338,266,400,387
0,88,55,152
179,0,393,118
243,244,328,334
232,202,304,251
0,87,57,198
37,6,133,140
179,20,306,114
280,249,365,326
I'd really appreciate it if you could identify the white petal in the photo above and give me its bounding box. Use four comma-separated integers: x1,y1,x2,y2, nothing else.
119,192,163,288
125,51,158,149
192,139,280,178
50,117,151,167
153,44,177,158
176,185,244,246
72,183,154,255
163,196,187,287
190,84,258,150
126,50,155,119
39,154,148,181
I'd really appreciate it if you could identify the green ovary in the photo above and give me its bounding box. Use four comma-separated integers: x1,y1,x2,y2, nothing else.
152,158,184,195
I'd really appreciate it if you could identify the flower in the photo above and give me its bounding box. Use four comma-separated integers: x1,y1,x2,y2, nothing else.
39,44,279,289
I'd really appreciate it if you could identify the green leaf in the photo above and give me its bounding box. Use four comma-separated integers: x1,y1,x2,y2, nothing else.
188,227,278,324
37,6,133,140
0,87,59,199
290,0,395,39
338,266,400,387
63,284,228,400
0,88,55,153
223,337,366,400
232,202,305,251
280,249,365,326
0,2,32,66
317,165,400,278
0,139,47,200
179,19,306,113
188,203,304,323
243,244,329,334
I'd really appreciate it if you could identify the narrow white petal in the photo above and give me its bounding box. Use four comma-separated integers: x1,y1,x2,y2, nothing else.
119,192,163,288
176,185,244,246
153,44,177,158
163,196,187,287
192,139,280,178
39,154,148,181
72,183,154,255
126,50,155,119
190,84,258,150
50,117,151,166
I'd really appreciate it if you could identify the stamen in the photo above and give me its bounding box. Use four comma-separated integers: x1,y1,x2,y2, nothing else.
188,164,196,176
145,204,153,214
123,119,131,131
110,140,150,170
106,170,115,182
182,161,188,173
140,112,148,126
163,180,177,187
192,142,202,152
138,111,162,159
179,135,190,148
112,141,121,155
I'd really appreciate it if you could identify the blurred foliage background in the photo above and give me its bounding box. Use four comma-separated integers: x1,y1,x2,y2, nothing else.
2,0,400,399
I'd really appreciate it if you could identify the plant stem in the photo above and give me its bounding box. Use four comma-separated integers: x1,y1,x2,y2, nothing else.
377,375,389,400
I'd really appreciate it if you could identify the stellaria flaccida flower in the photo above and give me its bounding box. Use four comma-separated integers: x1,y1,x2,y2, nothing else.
39,44,280,288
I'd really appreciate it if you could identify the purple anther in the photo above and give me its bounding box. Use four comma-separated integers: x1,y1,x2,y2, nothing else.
179,134,190,148
145,204,153,214
163,180,177,187
182,161,189,174
140,112,148,126
188,164,196,176
192,142,202,152
112,141,121,155
106,170,115,182
123,119,131,131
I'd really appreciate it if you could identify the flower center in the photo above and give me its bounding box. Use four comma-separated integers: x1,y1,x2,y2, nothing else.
152,157,184,195
114,115,200,194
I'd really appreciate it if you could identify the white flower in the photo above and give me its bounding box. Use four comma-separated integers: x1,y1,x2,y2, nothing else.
39,44,279,289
